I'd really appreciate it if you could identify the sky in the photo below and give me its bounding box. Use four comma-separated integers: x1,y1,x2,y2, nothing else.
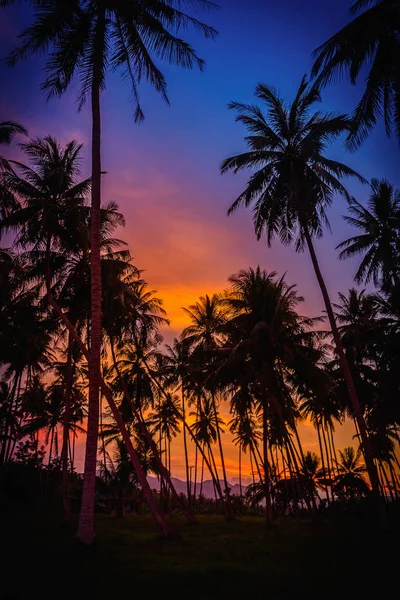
1,0,399,480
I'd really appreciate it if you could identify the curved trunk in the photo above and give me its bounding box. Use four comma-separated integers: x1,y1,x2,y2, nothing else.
101,383,172,535
304,229,387,527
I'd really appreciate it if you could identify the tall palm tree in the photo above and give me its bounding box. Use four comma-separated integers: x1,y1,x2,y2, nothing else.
221,78,385,522
2,0,218,544
161,339,194,504
312,0,400,148
181,294,233,514
337,179,400,291
222,267,330,520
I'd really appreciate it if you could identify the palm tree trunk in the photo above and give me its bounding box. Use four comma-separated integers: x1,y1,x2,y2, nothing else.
199,453,205,498
138,357,227,510
193,443,198,509
109,340,195,522
304,229,387,527
316,423,330,504
61,332,73,521
210,391,234,519
77,13,105,544
100,383,171,535
239,446,242,498
321,426,333,500
181,386,191,508
262,401,273,524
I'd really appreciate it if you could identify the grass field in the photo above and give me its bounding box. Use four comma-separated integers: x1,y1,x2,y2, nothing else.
1,511,397,599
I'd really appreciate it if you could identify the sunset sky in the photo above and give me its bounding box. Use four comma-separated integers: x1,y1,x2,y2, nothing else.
1,0,399,481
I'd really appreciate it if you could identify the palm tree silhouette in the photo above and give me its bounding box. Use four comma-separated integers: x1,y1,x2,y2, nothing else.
337,179,400,291
182,294,234,516
2,0,218,544
221,78,385,522
334,446,369,500
312,0,400,148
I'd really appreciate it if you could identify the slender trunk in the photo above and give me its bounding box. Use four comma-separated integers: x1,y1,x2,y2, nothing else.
262,401,273,524
109,340,195,522
381,462,394,502
322,427,333,501
101,383,171,535
48,428,54,467
99,395,107,483
210,391,234,518
329,427,339,475
239,446,242,498
199,454,205,498
0,372,19,465
304,229,387,527
181,386,191,508
138,358,227,509
388,462,399,499
193,443,198,509
316,423,330,504
4,371,22,464
77,15,105,544
209,443,223,507
61,333,73,521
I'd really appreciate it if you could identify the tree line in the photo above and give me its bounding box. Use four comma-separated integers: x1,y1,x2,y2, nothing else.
0,0,399,541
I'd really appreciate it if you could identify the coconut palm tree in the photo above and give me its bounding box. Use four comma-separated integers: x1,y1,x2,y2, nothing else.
312,0,400,148
0,136,91,266
337,179,400,291
222,267,331,520
0,120,27,220
334,446,369,500
1,0,218,544
181,294,233,513
220,78,385,521
0,120,27,171
161,339,194,504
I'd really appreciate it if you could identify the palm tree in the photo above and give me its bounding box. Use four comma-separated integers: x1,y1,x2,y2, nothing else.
311,0,400,148
300,451,325,501
161,339,194,504
181,294,233,515
0,120,27,220
222,267,330,520
2,0,218,544
334,446,369,500
0,120,27,171
337,179,400,291
149,393,181,477
221,78,385,522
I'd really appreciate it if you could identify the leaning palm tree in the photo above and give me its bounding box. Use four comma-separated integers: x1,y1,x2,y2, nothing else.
1,0,218,544
311,0,400,148
337,179,400,291
221,77,386,521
